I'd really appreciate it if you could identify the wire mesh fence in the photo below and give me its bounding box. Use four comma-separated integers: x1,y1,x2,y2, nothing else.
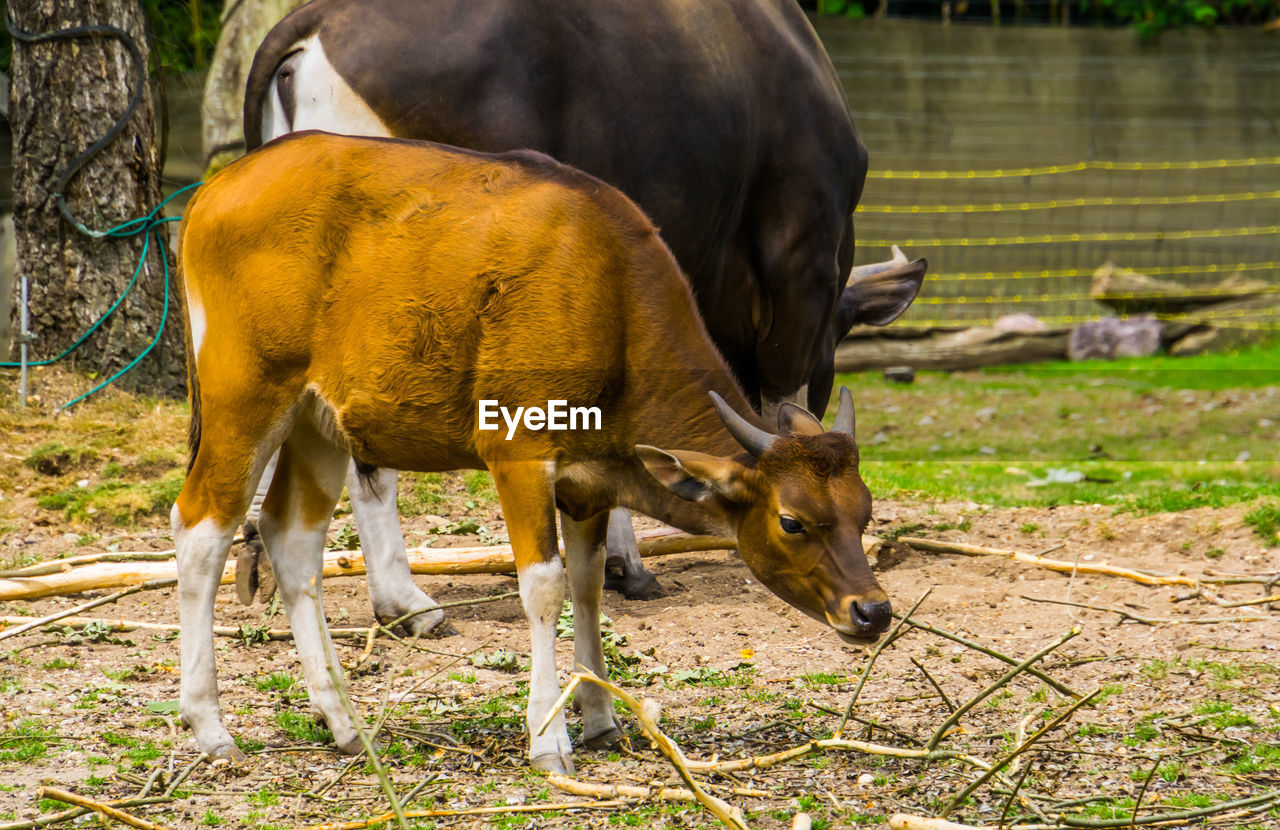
817,18,1280,331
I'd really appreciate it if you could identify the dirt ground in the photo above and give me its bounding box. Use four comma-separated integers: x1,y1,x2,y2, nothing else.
1,485,1277,829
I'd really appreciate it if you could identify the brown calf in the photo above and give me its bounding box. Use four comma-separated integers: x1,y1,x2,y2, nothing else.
173,132,890,774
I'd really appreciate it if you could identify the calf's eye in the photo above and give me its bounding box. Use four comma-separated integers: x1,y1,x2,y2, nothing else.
779,516,804,535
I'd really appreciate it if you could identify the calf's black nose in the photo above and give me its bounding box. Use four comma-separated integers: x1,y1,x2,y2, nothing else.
853,599,892,635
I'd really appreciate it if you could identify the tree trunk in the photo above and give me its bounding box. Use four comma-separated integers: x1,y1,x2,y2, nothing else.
9,0,184,396
201,0,309,173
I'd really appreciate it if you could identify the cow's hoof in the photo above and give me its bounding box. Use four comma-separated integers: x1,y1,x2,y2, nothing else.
424,618,459,639
207,741,247,764
335,733,374,756
584,724,624,750
605,563,666,600
531,751,575,776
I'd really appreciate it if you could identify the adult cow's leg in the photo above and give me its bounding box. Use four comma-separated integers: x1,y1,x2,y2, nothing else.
602,507,664,600
346,464,447,636
561,510,624,748
256,421,364,754
490,460,573,774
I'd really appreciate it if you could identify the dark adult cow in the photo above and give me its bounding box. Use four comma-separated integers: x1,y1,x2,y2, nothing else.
240,0,925,614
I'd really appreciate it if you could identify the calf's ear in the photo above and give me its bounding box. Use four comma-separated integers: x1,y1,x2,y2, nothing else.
636,446,755,504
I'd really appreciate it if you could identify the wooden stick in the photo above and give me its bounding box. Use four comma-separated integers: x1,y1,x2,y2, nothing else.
547,773,766,802
0,578,174,641
890,816,989,830
37,786,172,830
0,550,181,579
893,613,1081,699
0,797,175,830
0,531,767,602
1021,595,1270,625
548,671,748,830
898,537,1200,587
682,736,997,777
291,800,630,830
0,591,514,643
926,627,1081,751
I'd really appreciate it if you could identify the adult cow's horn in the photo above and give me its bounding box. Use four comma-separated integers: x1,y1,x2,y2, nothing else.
836,245,928,336
709,391,776,458
832,387,856,437
848,244,908,281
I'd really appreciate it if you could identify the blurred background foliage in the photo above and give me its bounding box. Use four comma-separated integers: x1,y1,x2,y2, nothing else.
2,0,1278,77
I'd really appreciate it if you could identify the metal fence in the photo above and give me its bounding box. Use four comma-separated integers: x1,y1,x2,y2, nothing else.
815,18,1280,331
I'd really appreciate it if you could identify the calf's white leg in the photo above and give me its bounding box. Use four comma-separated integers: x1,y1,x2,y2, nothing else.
562,510,625,747
490,460,573,774
174,511,241,760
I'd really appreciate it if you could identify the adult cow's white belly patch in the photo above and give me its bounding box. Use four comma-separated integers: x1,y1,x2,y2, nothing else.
262,35,392,143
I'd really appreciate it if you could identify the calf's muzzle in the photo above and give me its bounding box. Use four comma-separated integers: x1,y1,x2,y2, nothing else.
826,593,893,643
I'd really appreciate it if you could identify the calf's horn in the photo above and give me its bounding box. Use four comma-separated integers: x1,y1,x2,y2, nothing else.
832,387,856,437
709,391,776,458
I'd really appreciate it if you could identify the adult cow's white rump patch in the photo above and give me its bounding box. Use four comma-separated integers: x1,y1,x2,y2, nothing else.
261,35,392,144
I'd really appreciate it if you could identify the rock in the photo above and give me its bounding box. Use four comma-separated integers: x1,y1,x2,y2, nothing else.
883,365,915,383
1068,316,1162,361
993,313,1047,334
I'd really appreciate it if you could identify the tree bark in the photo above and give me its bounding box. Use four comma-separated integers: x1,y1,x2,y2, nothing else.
9,0,184,396
201,0,309,173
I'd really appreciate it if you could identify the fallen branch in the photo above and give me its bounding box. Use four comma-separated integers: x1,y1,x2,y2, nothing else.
1021,595,1270,625
0,531,769,601
0,796,175,830
546,773,766,803
291,800,630,830
36,786,172,830
0,591,518,642
893,614,1080,699
0,579,174,641
898,537,1199,588
683,735,997,778
0,549,182,579
541,671,747,830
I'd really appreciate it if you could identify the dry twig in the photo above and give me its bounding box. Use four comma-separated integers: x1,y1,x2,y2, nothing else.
927,627,1081,751
898,537,1199,587
541,671,747,830
546,773,766,803
0,579,175,641
1021,595,1269,625
893,613,1080,698
36,787,172,830
290,800,630,830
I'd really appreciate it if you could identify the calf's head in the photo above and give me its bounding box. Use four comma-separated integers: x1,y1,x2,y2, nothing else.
638,388,890,642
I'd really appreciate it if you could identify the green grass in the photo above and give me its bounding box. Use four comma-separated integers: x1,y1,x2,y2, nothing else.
273,711,333,745
36,470,185,526
830,343,1280,509
1244,501,1280,545
0,720,56,763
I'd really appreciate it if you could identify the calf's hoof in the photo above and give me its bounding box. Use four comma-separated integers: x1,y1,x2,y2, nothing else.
531,751,575,776
206,741,247,764
335,732,375,756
